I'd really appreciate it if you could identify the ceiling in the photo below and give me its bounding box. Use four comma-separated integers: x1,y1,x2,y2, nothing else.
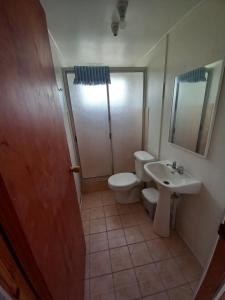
40,0,202,67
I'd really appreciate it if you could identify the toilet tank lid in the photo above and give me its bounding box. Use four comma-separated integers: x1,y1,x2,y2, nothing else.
134,151,155,162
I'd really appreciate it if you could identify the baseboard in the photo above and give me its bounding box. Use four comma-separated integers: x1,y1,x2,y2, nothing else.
81,177,109,193
176,227,203,266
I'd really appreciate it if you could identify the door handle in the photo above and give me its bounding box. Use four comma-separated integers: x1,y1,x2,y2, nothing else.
70,165,80,173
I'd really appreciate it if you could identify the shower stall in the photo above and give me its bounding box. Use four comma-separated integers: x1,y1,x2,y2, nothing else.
63,68,146,189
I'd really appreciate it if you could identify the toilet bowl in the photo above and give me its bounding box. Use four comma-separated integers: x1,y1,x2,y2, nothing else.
108,151,155,204
108,172,141,204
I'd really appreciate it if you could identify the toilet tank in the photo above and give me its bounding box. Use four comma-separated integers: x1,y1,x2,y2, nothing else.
134,151,155,182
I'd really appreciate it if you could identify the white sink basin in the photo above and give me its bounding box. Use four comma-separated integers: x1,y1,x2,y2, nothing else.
144,160,201,194
144,160,201,237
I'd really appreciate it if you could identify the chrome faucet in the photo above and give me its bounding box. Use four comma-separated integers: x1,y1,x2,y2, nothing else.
167,161,177,169
167,161,184,174
177,166,184,174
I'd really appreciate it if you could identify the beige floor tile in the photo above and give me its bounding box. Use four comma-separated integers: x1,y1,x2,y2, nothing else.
115,284,141,300
189,280,199,294
108,229,127,248
106,215,122,230
104,204,119,217
83,192,102,201
129,202,145,214
164,232,190,257
167,285,193,300
121,213,139,227
128,242,153,266
85,255,90,279
82,193,196,300
90,274,114,296
155,259,186,289
139,222,158,240
82,199,102,209
84,279,90,300
101,190,116,205
82,209,91,221
90,207,105,219
82,192,102,209
124,226,144,244
113,268,141,300
90,250,111,277
136,211,151,224
91,291,116,300
117,204,132,215
90,232,108,253
110,246,133,272
83,220,91,235
113,269,137,287
85,235,90,254
135,263,164,296
90,218,106,234
143,292,169,300
174,254,202,282
147,239,171,262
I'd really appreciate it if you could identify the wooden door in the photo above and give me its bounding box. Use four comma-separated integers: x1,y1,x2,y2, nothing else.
0,1,85,300
0,229,38,300
195,224,225,299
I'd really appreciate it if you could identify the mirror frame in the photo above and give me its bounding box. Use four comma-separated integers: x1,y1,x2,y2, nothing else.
169,60,225,158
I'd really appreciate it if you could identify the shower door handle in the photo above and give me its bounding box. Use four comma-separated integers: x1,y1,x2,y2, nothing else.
70,165,80,173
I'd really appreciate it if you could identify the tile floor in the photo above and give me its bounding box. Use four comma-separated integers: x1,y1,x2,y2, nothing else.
81,190,203,300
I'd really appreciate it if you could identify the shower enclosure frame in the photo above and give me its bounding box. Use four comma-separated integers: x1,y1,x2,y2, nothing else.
62,67,147,190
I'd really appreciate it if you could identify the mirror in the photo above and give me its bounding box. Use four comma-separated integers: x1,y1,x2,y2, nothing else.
169,60,224,156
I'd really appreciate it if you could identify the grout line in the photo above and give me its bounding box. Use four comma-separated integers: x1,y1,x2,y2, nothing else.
84,192,200,299
165,282,195,293
85,278,90,300
123,223,144,298
106,222,117,299
89,266,139,280
155,260,191,294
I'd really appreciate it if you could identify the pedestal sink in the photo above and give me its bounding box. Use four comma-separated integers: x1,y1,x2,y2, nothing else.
144,161,201,237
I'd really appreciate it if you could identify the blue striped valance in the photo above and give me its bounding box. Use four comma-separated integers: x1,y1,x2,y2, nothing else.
73,66,111,85
178,67,207,83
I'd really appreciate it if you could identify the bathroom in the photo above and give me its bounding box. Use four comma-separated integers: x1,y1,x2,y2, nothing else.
0,0,225,300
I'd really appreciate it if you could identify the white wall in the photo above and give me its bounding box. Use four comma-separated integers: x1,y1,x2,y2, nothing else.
49,34,81,204
145,37,167,158
146,0,225,265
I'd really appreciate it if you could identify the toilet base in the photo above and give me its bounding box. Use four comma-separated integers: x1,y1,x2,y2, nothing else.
114,185,142,204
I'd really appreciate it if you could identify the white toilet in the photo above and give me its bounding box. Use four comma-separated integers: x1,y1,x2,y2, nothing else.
108,151,155,204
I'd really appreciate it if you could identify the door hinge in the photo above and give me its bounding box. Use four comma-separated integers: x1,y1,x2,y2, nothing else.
218,223,225,240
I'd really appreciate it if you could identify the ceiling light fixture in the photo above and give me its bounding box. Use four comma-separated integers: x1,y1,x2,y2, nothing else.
111,21,119,37
117,0,128,29
111,0,128,37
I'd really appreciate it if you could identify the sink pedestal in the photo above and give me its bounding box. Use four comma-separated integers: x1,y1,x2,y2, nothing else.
144,160,202,237
153,186,171,237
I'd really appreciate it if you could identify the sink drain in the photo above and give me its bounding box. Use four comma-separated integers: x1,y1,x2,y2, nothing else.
163,181,170,185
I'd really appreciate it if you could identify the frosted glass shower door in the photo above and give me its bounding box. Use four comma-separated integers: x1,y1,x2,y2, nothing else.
109,72,144,173
67,73,112,178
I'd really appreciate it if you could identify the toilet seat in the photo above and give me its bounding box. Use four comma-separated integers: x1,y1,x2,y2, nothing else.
108,173,140,190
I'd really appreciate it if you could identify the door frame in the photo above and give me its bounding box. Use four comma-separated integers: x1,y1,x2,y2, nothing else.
195,221,225,300
0,286,12,300
0,227,38,300
62,67,147,182
0,175,53,300
108,67,147,150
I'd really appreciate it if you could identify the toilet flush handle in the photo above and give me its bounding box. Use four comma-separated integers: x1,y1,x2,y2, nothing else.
70,165,80,173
